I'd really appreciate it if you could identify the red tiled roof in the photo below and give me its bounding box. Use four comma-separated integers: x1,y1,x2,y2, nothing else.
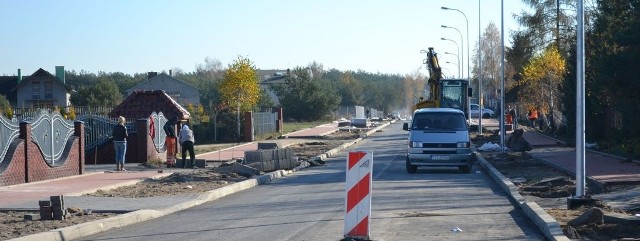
108,90,190,120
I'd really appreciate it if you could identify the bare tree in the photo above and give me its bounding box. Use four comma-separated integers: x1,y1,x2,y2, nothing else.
472,22,502,108
196,57,224,79
403,68,427,112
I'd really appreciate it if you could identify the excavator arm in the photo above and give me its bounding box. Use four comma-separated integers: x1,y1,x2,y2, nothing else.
415,47,443,110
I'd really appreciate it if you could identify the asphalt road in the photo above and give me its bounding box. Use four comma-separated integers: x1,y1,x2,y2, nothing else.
78,122,544,241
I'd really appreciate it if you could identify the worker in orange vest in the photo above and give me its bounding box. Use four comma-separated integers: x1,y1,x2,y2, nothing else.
527,108,538,129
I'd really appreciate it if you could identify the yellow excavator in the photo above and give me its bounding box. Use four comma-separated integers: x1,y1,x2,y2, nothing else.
414,47,471,118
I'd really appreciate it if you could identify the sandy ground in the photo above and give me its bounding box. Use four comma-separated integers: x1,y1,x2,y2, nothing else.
473,131,640,240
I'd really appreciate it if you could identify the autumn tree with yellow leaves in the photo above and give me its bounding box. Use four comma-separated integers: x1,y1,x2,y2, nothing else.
520,46,566,116
219,56,260,137
219,56,260,113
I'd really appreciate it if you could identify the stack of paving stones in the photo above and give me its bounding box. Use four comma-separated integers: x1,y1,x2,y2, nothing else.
39,195,66,220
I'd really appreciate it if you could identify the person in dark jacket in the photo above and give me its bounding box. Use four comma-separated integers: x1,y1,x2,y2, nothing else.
112,116,128,171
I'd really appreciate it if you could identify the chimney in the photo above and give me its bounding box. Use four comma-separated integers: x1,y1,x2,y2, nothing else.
169,69,172,76
17,68,22,83
148,72,158,79
55,66,65,83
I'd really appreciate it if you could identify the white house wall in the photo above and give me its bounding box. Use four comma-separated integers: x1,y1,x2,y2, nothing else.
16,78,70,108
126,75,200,106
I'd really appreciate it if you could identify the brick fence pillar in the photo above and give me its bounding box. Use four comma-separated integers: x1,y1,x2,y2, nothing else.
19,121,31,183
74,121,85,175
136,118,150,163
243,112,254,142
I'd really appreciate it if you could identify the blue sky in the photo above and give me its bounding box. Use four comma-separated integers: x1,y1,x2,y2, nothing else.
1,0,528,77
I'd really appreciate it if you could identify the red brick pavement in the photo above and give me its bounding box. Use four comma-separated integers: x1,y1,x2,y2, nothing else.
0,171,165,207
523,129,640,185
283,123,339,137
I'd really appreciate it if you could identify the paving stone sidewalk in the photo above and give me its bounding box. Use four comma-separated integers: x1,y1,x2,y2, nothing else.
523,130,640,185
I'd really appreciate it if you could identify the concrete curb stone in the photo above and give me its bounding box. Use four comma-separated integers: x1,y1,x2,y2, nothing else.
10,122,390,241
476,153,570,241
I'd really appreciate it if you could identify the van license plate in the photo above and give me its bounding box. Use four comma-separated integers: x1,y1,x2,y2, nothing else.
431,155,450,160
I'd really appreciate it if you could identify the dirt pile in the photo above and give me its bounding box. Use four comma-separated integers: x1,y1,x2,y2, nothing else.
0,211,117,240
86,170,249,198
474,131,640,240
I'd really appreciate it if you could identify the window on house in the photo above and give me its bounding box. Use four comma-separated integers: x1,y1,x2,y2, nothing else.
44,80,53,99
32,80,41,100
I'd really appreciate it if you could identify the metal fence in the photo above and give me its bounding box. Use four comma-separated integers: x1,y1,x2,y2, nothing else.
76,115,137,152
0,115,19,165
253,112,277,136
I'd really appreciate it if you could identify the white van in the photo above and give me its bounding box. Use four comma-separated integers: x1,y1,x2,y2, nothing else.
402,108,473,173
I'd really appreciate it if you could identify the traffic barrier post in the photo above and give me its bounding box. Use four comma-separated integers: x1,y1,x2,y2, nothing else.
344,151,373,239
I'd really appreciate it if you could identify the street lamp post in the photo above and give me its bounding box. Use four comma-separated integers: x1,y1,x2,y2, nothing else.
478,0,483,135
441,37,460,77
442,25,464,79
442,6,471,123
445,61,460,78
444,52,461,77
442,7,470,84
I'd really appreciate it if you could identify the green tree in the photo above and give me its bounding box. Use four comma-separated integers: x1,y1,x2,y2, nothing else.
515,0,583,55
272,67,341,121
70,78,122,106
505,31,535,103
0,94,11,118
337,72,365,106
565,0,640,156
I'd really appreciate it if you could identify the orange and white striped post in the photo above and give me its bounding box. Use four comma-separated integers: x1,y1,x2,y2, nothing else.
344,151,373,239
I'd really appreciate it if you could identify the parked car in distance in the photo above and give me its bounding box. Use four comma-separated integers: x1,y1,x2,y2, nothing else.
469,104,495,118
387,112,401,120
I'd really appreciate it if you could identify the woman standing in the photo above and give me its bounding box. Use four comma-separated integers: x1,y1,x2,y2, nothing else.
112,116,128,171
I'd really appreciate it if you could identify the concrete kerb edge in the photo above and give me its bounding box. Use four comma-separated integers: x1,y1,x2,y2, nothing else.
316,129,338,137
10,123,390,241
475,152,570,241
196,141,254,158
312,121,390,162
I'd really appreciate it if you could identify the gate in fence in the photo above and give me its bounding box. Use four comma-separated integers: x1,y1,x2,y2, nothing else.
253,111,277,137
29,110,76,165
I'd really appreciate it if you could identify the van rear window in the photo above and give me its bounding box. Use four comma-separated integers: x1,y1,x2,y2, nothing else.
412,112,467,130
